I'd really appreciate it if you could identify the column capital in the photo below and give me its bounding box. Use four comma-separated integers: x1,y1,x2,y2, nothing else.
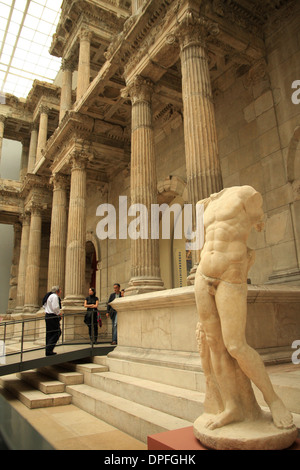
175,10,219,50
28,201,44,216
13,220,22,233
61,57,76,72
79,27,93,42
19,211,31,226
21,136,30,147
121,76,155,105
69,150,92,171
39,105,50,116
30,122,39,132
50,172,69,190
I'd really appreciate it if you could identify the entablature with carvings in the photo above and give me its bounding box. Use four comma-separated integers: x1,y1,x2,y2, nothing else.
0,179,22,216
21,175,52,220
50,0,130,72
0,95,33,143
38,110,129,181
26,80,60,124
103,0,294,88
20,173,52,200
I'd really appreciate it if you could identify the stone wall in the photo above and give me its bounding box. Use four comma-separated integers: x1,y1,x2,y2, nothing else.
89,12,300,292
110,285,300,369
214,12,300,285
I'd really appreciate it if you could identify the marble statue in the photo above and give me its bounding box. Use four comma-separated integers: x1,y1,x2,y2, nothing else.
193,185,297,450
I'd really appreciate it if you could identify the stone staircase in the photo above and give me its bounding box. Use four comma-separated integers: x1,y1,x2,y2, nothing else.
1,355,299,445
65,355,300,443
0,360,108,410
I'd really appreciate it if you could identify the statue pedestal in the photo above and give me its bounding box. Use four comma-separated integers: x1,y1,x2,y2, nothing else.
148,423,300,451
193,412,298,450
148,426,208,450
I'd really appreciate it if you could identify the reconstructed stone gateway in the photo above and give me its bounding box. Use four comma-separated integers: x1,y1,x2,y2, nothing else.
0,0,300,349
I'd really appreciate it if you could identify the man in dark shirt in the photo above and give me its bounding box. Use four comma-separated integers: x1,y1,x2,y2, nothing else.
106,283,121,345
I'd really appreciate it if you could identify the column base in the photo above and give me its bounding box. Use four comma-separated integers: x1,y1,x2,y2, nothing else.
23,305,40,313
62,295,85,310
125,277,165,296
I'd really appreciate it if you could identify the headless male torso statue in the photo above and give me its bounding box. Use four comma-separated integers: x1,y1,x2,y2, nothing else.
194,186,296,449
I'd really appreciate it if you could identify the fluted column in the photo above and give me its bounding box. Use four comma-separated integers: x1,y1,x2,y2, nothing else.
19,138,29,181
177,12,223,280
23,205,43,311
14,213,30,312
27,123,38,173
63,153,87,306
60,58,74,122
7,222,21,314
47,173,69,291
122,76,164,295
0,115,6,177
36,106,49,163
179,13,222,206
76,29,92,102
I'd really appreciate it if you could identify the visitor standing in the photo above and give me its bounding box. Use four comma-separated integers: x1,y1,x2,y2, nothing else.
106,283,121,345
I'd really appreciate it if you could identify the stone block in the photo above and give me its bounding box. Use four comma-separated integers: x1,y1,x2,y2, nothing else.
254,90,274,117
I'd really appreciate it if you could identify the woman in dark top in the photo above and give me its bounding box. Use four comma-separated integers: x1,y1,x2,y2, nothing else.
84,288,99,344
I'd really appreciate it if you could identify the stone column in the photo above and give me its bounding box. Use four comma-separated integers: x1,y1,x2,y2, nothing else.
76,29,92,102
23,205,43,311
63,152,88,307
8,222,21,313
122,76,164,295
27,123,38,173
15,213,30,312
59,58,74,123
19,138,29,181
177,12,223,280
36,106,49,162
0,115,6,177
47,173,69,291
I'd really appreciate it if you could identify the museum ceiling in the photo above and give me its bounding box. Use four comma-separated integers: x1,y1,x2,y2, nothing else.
0,0,297,183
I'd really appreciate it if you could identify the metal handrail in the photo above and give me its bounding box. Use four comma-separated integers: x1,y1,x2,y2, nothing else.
0,310,111,365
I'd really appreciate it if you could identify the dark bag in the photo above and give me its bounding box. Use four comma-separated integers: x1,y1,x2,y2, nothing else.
42,291,52,306
84,309,98,325
84,312,92,325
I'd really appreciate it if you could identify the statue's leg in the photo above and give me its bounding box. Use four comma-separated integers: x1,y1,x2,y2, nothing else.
194,274,243,429
215,281,294,429
196,322,224,414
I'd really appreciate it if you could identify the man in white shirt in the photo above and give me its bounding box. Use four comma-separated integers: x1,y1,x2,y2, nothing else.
44,285,62,356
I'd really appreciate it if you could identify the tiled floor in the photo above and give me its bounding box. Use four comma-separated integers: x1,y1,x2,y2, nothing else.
1,388,147,450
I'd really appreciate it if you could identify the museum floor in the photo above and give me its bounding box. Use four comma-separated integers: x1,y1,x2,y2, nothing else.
0,386,147,450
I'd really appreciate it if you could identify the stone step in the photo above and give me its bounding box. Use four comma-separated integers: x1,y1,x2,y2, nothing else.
0,374,72,409
66,383,192,443
38,365,84,385
87,371,205,423
59,361,109,377
92,356,108,366
106,356,300,415
17,370,65,394
106,356,206,393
